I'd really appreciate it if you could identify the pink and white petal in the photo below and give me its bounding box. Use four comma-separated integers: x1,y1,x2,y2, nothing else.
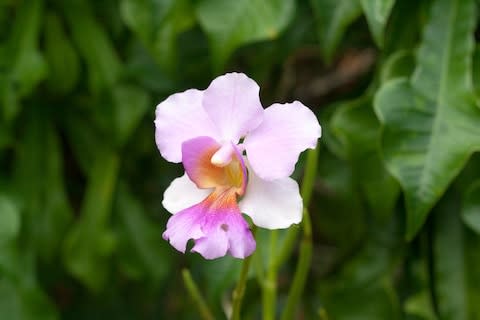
243,101,321,180
191,219,229,259
239,168,303,229
191,204,255,259
162,204,205,253
202,73,264,142
155,89,220,163
162,174,212,214
223,212,256,259
164,188,256,260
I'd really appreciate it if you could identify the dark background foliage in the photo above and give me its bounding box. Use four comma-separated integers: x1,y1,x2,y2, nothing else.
1,0,480,319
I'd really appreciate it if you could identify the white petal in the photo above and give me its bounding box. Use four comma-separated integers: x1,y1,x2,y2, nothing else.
162,174,212,214
155,89,220,163
239,169,303,229
202,73,264,142
244,101,321,180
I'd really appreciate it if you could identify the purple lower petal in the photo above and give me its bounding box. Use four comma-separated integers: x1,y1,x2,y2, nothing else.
163,190,256,259
162,206,205,253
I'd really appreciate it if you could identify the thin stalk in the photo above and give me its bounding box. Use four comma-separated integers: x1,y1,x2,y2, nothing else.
231,252,254,320
273,147,319,268
280,147,319,319
182,269,215,320
273,227,300,269
253,240,265,286
262,230,278,320
280,209,313,320
300,147,319,206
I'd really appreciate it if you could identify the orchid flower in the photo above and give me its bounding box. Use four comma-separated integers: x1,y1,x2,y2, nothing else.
155,73,321,260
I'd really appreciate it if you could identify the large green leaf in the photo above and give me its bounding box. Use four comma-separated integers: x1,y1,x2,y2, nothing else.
195,0,295,72
63,149,119,291
462,180,480,234
434,193,480,320
380,50,415,83
374,0,480,239
383,0,422,53
473,45,480,101
360,0,395,47
310,0,362,63
331,96,399,219
14,109,72,261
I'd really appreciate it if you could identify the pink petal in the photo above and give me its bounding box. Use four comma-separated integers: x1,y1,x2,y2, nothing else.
155,89,220,163
244,101,321,180
163,190,255,259
239,165,303,229
162,204,205,253
192,208,255,259
202,73,264,142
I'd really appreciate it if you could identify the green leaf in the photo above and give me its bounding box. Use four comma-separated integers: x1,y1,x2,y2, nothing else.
374,0,480,239
63,149,119,291
0,279,58,320
380,50,415,83
44,12,80,95
473,45,480,101
0,194,20,244
115,183,171,283
61,0,121,94
112,84,150,147
0,0,47,122
331,96,399,219
434,193,480,320
89,84,150,148
195,0,295,72
360,0,396,47
121,0,195,71
310,0,362,63
64,111,107,177
462,180,480,234
383,0,422,53
14,110,72,261
8,0,47,98
404,291,437,320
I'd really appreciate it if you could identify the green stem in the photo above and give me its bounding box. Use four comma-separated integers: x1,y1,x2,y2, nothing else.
280,147,319,319
300,147,319,206
182,269,214,320
231,253,253,320
263,230,278,320
273,227,300,269
253,239,265,286
280,209,313,320
273,147,319,268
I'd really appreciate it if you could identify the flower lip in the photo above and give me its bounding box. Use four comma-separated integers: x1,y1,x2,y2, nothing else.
163,188,256,259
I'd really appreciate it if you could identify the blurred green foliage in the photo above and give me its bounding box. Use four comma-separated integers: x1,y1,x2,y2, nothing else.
1,0,480,319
